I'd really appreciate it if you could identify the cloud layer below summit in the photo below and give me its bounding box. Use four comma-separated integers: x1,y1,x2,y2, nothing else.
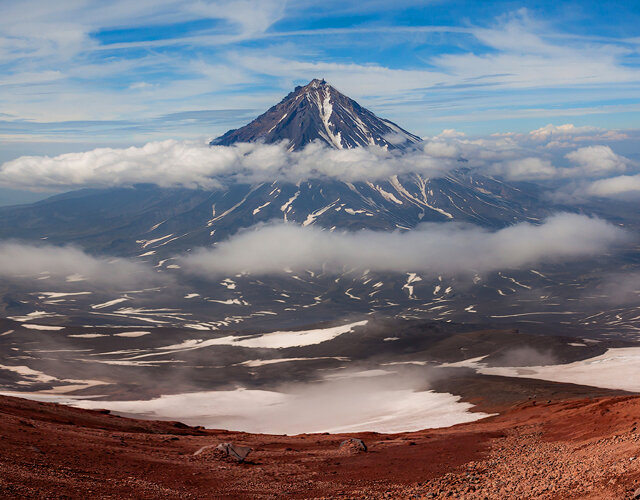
0,242,161,288
0,213,628,287
0,130,636,200
180,213,628,277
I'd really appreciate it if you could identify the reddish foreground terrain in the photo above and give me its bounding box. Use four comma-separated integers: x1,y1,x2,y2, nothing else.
1,387,639,499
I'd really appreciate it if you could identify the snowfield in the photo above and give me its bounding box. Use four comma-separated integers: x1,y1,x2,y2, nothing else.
156,319,368,352
475,347,640,393
16,382,492,434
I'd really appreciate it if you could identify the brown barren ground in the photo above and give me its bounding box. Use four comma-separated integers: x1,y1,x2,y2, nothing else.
1,389,639,499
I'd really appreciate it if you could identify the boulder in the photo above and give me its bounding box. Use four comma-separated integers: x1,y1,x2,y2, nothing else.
215,442,252,462
338,438,367,454
193,442,252,462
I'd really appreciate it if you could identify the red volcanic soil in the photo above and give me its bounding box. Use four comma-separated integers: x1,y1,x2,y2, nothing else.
1,394,639,499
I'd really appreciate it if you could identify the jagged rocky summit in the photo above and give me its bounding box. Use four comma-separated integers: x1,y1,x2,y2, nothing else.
210,78,422,151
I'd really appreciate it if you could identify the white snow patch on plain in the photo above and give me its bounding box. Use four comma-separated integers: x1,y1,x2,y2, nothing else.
208,298,248,305
39,292,92,299
0,364,57,383
184,323,214,330
114,331,151,338
439,356,488,368
403,273,422,298
157,320,368,352
0,366,106,392
21,324,65,331
237,356,348,367
49,383,490,434
221,279,236,290
91,298,129,309
89,360,180,366
9,311,63,322
68,333,109,338
490,312,577,318
323,369,393,380
476,347,640,393
344,289,360,300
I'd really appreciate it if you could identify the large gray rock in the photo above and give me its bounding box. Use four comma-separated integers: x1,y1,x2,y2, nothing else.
193,442,252,462
215,442,252,462
338,438,367,454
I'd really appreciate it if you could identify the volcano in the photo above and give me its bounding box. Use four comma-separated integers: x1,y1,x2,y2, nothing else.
210,78,422,151
0,79,632,339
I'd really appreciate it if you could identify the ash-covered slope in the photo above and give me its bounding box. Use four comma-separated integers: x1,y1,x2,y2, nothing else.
210,79,422,151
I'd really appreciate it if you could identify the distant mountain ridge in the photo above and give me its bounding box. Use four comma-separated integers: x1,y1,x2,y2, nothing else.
210,79,422,151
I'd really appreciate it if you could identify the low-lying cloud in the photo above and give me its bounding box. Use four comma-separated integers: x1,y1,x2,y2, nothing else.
596,272,640,305
585,174,640,200
181,213,627,276
488,145,632,181
0,242,161,288
1,131,636,202
0,140,456,191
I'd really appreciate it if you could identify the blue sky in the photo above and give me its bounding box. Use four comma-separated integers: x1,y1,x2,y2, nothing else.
0,0,639,164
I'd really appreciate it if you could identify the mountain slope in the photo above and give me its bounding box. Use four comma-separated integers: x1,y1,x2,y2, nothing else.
210,79,422,151
0,172,548,256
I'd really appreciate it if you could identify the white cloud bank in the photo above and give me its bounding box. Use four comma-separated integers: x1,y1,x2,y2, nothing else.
565,145,629,177
181,213,627,276
487,145,632,181
0,140,455,191
0,242,159,287
0,132,635,200
585,174,640,199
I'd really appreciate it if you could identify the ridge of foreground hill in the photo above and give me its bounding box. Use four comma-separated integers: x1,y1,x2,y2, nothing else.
1,389,639,499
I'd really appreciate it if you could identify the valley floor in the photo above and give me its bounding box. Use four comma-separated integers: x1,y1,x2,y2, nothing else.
1,384,639,499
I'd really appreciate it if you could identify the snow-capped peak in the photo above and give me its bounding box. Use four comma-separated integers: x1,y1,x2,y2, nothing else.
210,79,421,151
